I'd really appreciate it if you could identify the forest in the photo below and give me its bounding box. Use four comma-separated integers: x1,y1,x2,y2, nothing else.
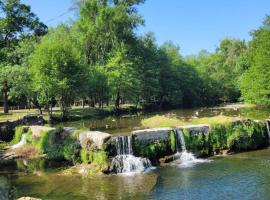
1,0,270,121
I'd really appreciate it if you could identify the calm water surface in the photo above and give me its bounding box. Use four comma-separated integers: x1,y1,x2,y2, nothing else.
1,149,270,200
57,104,270,135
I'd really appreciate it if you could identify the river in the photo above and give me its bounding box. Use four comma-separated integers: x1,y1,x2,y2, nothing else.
1,149,270,200
57,104,270,135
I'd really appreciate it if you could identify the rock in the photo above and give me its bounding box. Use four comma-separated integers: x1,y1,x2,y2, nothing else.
0,116,45,142
178,124,210,136
132,127,173,143
17,197,42,200
78,131,111,150
29,126,55,140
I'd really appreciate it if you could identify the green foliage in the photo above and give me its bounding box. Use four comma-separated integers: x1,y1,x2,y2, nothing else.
30,25,88,119
226,121,268,152
80,149,107,165
183,129,211,157
210,124,228,153
12,126,27,144
133,138,172,161
240,16,270,106
183,120,268,156
170,131,176,153
30,128,80,161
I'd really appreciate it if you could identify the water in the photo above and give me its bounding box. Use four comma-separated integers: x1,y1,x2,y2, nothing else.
1,149,270,199
11,134,26,149
110,136,152,174
115,136,133,155
266,120,270,146
57,104,270,135
173,129,211,168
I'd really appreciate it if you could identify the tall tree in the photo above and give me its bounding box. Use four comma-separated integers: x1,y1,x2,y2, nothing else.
30,25,87,120
0,0,47,113
241,16,270,106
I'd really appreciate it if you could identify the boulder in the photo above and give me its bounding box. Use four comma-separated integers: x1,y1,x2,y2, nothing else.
78,131,111,150
29,126,55,140
132,127,173,143
178,124,210,136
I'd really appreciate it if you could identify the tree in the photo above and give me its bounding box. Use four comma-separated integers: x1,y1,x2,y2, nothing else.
186,38,247,105
30,25,87,120
106,45,140,109
76,0,144,65
240,16,270,106
0,0,47,113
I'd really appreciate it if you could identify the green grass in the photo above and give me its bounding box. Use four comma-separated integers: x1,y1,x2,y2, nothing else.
0,106,114,122
141,114,244,128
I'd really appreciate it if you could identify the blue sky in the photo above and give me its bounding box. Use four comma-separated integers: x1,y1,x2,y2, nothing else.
21,0,270,55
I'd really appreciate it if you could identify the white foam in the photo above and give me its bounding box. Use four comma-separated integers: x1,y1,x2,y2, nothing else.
111,155,153,175
173,151,212,168
11,134,26,149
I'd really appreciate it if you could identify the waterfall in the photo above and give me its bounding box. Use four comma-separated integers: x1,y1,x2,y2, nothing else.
173,128,210,168
11,134,26,149
115,136,133,155
266,120,270,146
110,136,152,175
174,128,186,152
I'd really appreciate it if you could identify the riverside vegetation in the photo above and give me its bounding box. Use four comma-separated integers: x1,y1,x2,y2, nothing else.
1,118,268,176
0,0,270,122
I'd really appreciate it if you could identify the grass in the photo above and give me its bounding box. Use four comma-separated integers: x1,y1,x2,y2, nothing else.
0,106,114,122
141,115,186,128
0,109,37,121
141,114,243,128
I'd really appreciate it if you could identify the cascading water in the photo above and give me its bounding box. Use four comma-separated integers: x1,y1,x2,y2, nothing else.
173,129,210,168
110,136,152,175
11,134,26,149
266,120,270,146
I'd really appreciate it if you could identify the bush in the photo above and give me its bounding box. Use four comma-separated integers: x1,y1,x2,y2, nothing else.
227,121,268,152
80,149,107,165
133,138,172,161
31,128,80,161
183,129,211,157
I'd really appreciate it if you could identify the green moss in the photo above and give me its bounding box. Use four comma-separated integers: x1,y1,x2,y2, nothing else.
80,149,107,165
11,126,29,144
170,130,176,153
29,128,80,161
133,137,172,161
226,121,267,152
183,129,212,157
183,120,268,156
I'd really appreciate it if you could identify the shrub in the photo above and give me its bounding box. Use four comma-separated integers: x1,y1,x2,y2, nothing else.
30,128,80,161
184,129,212,157
227,121,268,152
80,149,107,165
133,138,172,161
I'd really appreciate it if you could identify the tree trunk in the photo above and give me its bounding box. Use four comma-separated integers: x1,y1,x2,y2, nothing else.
115,91,120,109
90,96,95,107
3,80,8,114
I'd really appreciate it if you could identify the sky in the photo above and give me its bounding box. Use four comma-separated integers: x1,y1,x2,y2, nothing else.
21,0,270,56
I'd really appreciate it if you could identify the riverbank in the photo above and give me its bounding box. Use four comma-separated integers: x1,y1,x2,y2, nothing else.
1,118,269,174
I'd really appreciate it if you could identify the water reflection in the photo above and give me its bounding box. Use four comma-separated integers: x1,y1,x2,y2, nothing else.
149,149,270,200
57,104,270,135
1,150,270,199
10,173,157,200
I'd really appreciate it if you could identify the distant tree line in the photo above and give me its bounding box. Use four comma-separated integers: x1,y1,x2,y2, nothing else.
0,0,270,120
